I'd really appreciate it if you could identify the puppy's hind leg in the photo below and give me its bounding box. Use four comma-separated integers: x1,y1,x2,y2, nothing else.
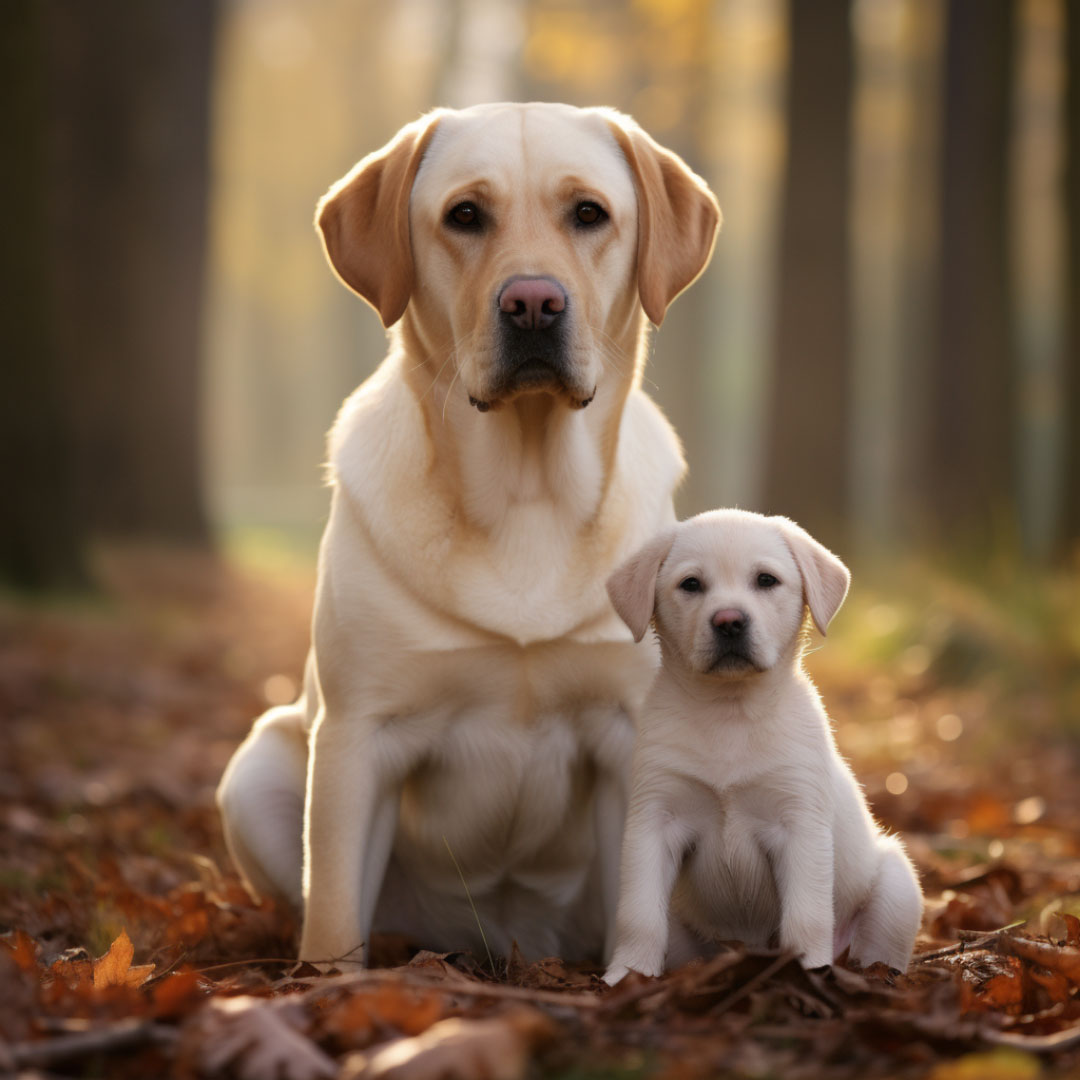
217,705,308,909
850,837,923,972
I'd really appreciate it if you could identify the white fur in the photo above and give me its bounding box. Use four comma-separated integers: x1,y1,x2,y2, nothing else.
216,103,721,969
603,510,923,983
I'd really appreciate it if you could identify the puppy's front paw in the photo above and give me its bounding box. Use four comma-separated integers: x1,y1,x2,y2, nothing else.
602,964,631,986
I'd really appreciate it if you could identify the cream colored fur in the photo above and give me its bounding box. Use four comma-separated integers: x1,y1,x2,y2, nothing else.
603,510,923,983
215,103,720,968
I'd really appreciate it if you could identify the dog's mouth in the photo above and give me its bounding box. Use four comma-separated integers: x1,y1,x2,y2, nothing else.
708,647,761,676
469,356,595,412
468,316,595,412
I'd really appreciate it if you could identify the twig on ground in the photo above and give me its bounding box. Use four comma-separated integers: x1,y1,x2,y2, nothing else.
709,954,796,1018
10,1019,177,1069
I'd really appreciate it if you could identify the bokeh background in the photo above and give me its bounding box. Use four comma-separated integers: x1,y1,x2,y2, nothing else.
5,0,1078,575
3,1,1079,855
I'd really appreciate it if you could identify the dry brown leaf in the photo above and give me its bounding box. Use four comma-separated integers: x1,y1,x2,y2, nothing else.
1,931,38,974
1002,935,1080,984
196,995,336,1080
340,1008,555,1080
93,929,155,990
1061,913,1080,947
958,955,1024,1013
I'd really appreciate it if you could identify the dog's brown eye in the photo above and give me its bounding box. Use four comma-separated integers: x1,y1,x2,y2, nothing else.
575,202,607,227
679,577,702,593
756,573,779,589
448,202,481,229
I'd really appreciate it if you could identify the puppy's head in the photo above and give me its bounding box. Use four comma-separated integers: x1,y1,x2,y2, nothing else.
316,104,720,413
607,511,850,678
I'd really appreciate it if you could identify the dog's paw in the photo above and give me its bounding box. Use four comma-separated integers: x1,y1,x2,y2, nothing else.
602,964,631,986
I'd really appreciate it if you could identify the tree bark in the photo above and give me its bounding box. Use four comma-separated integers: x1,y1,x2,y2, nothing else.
1063,1,1080,552
927,0,1016,541
51,1,215,544
763,0,853,547
0,2,89,589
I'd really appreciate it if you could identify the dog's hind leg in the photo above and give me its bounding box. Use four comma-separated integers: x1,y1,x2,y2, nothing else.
849,837,923,971
217,703,308,909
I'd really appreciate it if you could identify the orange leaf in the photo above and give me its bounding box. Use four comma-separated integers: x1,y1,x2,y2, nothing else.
92,929,155,989
1062,913,1080,948
2,930,39,974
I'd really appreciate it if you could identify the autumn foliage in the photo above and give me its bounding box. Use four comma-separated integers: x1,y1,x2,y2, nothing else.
2,548,1079,1078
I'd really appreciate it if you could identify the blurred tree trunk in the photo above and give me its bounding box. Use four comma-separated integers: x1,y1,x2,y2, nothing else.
52,1,215,544
763,0,853,547
926,0,1016,541
3,1,215,590
0,3,88,589
1064,1,1080,553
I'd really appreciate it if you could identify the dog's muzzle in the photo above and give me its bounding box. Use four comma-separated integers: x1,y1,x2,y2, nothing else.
468,275,595,410
709,609,759,673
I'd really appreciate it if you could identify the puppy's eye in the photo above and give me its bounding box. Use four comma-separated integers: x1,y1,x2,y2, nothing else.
447,202,482,230
678,577,703,593
756,573,779,589
575,201,607,227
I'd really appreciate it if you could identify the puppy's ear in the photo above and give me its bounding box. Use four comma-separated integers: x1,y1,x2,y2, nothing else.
316,113,442,327
776,519,851,635
607,117,721,326
606,529,678,642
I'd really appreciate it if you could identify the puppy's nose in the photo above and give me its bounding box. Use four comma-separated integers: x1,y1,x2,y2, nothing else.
712,609,748,638
498,277,566,330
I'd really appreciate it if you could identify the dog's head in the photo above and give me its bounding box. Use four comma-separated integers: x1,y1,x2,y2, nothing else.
316,103,720,412
607,510,850,678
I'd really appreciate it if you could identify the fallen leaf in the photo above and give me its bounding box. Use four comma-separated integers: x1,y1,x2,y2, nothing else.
196,995,336,1080
93,929,155,990
0,931,38,974
958,956,1024,1013
340,1008,555,1080
1002,935,1080,985
1061,913,1080,947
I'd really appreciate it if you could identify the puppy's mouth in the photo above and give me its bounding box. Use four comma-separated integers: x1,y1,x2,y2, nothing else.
708,647,762,676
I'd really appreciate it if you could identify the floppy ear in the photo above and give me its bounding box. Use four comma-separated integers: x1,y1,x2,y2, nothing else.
607,118,721,326
775,519,851,635
316,113,442,327
606,529,678,642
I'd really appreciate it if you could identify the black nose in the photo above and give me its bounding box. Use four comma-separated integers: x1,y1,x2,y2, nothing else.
712,609,749,638
498,276,567,330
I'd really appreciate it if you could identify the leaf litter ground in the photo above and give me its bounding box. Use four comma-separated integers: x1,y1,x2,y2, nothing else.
2,547,1080,1078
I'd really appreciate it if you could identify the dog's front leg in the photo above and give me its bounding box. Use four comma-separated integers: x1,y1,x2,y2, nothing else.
298,715,410,970
593,768,627,964
773,818,835,970
603,795,684,984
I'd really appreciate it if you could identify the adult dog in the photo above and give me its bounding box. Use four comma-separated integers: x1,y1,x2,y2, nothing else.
216,103,720,968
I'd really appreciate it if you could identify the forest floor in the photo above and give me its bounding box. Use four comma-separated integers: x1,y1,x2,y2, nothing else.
2,542,1080,1079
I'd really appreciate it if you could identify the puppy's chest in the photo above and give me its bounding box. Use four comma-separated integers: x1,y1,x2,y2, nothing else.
673,782,783,940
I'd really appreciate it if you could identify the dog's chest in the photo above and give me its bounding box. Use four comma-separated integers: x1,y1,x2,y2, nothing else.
672,782,782,945
398,709,593,868
385,643,638,882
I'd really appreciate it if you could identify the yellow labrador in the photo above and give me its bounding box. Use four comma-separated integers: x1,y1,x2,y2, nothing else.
216,103,720,968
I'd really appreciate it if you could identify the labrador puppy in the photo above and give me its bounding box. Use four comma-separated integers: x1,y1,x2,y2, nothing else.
215,104,721,968
603,510,923,983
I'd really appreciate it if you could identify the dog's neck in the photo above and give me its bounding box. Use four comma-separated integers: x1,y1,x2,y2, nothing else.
397,315,646,534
